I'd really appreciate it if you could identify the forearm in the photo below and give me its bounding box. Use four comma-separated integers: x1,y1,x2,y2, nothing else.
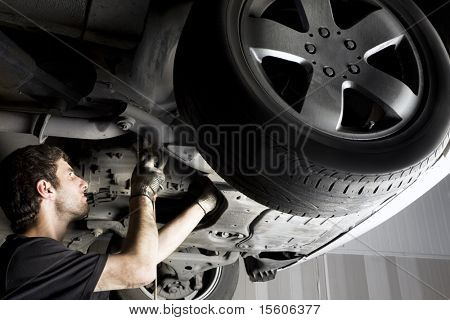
157,202,205,262
122,197,159,268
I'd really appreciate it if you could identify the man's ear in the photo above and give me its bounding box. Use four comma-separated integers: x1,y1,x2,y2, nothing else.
36,180,56,200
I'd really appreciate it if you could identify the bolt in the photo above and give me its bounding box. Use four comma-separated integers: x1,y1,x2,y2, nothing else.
318,27,330,38
117,122,129,130
118,123,130,131
305,43,317,54
323,66,335,77
344,39,357,50
93,228,103,238
169,288,178,294
348,64,360,74
116,117,135,131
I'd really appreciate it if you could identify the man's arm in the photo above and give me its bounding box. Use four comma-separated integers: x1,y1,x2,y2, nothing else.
94,154,165,292
157,202,205,262
94,196,158,291
157,176,220,262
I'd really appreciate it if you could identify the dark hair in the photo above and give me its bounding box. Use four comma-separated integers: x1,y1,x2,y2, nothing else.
0,144,69,233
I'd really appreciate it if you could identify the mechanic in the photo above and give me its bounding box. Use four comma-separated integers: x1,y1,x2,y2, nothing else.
0,144,219,299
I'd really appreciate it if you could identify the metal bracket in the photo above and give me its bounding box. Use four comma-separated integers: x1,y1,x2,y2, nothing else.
244,252,303,282
165,145,213,173
164,251,240,281
87,220,127,238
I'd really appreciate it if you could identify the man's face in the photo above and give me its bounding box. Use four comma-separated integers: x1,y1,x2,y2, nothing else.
54,158,90,220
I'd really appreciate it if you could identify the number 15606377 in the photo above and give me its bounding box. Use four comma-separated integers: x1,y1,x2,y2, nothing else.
259,304,321,315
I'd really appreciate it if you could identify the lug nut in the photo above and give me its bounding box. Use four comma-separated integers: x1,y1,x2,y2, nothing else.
305,43,317,54
348,64,360,74
323,66,335,77
318,27,330,38
344,39,357,50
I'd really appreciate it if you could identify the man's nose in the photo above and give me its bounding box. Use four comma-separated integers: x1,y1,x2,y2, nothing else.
80,178,89,191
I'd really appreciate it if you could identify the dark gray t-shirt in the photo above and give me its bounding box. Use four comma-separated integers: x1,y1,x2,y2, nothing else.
0,234,108,299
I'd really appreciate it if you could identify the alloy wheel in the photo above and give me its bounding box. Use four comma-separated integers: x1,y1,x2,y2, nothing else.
240,0,424,140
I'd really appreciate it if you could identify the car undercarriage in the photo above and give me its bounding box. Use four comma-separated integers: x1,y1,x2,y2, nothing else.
0,0,448,299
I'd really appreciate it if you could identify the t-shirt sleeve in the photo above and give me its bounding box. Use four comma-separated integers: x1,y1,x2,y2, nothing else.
5,238,108,300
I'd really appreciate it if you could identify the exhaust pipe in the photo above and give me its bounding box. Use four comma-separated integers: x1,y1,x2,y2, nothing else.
0,102,175,144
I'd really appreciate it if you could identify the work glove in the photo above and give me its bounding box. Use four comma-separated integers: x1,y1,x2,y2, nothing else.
188,175,220,215
130,151,166,201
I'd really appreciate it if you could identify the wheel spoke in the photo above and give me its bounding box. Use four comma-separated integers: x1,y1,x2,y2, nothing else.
243,17,311,60
299,0,335,27
348,10,404,54
299,74,344,131
355,64,419,120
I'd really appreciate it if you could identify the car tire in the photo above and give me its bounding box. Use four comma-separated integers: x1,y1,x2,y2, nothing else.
174,0,450,217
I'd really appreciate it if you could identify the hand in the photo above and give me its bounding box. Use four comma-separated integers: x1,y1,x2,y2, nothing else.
130,151,166,201
188,175,220,215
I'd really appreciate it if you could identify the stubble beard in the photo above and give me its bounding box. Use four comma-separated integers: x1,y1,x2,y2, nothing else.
55,197,90,221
